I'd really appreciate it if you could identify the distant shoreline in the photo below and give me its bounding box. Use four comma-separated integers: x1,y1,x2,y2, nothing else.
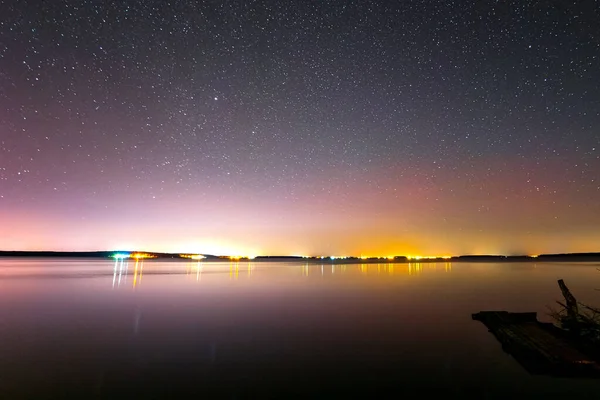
1,251,599,263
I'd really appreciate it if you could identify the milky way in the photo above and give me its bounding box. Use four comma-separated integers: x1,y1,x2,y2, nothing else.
1,1,599,256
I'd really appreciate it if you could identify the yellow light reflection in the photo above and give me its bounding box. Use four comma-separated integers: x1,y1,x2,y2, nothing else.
302,263,309,277
133,259,139,288
196,261,202,281
228,262,240,280
408,262,423,275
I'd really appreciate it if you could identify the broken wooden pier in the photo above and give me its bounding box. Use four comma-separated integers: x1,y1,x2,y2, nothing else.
473,280,600,378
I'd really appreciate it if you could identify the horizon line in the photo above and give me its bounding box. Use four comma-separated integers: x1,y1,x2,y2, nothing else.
1,250,600,259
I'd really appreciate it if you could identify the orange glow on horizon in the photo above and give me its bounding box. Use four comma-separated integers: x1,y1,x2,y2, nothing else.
2,155,600,257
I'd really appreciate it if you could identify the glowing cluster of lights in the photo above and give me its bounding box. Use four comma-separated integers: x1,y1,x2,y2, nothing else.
180,254,207,260
131,253,155,259
111,252,155,260
318,256,351,260
227,255,256,260
321,255,455,260
406,255,452,260
111,253,130,259
111,252,455,261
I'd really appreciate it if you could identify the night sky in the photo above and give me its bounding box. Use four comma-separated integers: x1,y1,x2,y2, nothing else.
1,1,599,256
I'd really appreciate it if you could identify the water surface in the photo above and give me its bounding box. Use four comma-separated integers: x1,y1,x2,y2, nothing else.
1,259,600,398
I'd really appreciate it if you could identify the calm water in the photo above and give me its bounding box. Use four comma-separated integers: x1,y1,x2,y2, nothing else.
2,259,600,398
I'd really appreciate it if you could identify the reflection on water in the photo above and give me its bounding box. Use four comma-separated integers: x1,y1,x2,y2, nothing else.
0,259,460,284
108,261,455,289
2,259,600,398
112,259,146,288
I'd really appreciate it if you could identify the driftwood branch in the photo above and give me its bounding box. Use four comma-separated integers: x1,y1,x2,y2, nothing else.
558,279,579,320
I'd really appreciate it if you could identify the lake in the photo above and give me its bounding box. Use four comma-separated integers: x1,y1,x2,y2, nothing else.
1,259,600,398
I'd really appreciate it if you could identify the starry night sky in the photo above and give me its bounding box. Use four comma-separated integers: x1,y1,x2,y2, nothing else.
1,0,599,256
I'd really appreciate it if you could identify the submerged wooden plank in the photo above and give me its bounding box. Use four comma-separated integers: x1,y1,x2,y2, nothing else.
473,311,600,378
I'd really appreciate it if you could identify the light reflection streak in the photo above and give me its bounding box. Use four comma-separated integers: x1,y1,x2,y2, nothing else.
186,261,203,282
229,262,240,280
112,258,127,288
118,259,123,285
408,262,423,275
133,259,139,288
132,260,144,288
302,263,309,276
112,259,118,288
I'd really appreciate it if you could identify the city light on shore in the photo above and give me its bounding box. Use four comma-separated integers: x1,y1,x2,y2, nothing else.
111,253,130,260
103,251,588,263
180,254,207,260
131,253,156,259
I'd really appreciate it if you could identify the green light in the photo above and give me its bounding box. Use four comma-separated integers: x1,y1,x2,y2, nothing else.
112,253,130,259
